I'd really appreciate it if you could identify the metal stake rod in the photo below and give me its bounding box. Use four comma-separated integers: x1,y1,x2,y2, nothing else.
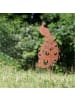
50,67,53,80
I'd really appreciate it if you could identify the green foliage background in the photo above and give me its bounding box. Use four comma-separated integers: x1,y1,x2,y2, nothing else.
0,13,75,72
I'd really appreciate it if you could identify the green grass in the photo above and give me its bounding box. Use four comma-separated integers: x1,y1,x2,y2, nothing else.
0,52,75,88
0,65,75,88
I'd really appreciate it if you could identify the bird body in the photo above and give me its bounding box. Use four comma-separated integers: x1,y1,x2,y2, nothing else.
37,22,59,68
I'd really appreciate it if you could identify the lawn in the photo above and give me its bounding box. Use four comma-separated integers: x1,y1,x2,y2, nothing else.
0,64,75,88
0,52,75,88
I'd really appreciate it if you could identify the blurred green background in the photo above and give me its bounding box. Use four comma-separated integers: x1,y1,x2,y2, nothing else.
0,13,75,73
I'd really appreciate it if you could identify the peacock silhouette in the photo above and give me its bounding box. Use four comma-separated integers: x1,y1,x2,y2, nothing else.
37,21,59,68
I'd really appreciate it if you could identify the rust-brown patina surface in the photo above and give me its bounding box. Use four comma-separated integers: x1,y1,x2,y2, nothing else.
37,22,59,68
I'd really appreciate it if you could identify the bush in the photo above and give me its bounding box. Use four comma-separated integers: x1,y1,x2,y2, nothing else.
0,13,74,72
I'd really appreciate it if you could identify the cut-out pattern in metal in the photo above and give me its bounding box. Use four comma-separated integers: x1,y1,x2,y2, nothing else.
37,22,59,68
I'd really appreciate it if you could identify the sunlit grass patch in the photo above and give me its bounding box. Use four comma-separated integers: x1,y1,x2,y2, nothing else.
0,52,75,88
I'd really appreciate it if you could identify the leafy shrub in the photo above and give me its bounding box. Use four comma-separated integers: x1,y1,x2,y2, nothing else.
0,13,74,72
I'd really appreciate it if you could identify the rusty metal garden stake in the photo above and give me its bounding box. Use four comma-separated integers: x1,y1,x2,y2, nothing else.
37,21,59,80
